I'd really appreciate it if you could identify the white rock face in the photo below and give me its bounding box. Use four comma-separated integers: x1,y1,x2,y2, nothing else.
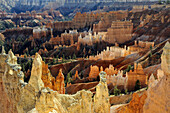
94,71,110,113
143,42,170,113
29,53,44,92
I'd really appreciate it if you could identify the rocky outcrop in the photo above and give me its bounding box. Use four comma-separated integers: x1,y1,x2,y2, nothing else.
66,82,99,94
105,20,133,44
0,49,112,113
93,11,128,33
131,8,170,45
94,71,110,113
111,42,170,113
111,92,147,113
143,42,170,113
55,69,65,94
89,65,100,79
126,63,147,91
29,53,44,92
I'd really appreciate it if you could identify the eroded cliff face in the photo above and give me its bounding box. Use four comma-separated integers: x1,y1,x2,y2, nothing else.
111,42,170,113
143,42,170,113
0,48,110,113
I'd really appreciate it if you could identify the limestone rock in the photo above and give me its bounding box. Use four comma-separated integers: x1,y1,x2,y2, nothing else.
111,41,170,113
111,92,147,113
1,46,6,55
29,53,44,92
34,89,66,113
94,71,110,113
41,61,54,90
143,42,170,113
161,42,170,75
105,21,133,44
55,68,65,94
89,65,100,79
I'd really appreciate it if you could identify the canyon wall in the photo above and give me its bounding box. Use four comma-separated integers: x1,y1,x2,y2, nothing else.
104,20,133,44
126,63,147,91
47,11,128,34
93,11,128,33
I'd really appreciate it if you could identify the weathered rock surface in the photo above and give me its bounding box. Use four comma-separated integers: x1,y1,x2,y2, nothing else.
0,49,112,113
111,42,170,113
105,20,133,44
143,42,170,113
29,53,44,92
94,71,110,113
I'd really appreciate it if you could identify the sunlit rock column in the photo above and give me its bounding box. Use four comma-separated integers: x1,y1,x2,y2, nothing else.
94,71,110,113
55,69,65,94
29,53,44,92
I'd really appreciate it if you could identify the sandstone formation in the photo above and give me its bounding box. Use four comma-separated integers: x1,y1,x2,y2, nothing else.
33,27,48,39
47,11,128,33
72,70,80,81
143,42,170,113
89,65,100,79
55,69,65,94
93,11,128,33
42,61,57,92
0,49,112,113
94,71,110,113
111,92,147,113
78,31,104,46
111,42,170,113
89,46,131,60
105,20,133,44
128,40,154,52
126,63,147,91
29,53,44,92
107,70,128,90
105,64,118,76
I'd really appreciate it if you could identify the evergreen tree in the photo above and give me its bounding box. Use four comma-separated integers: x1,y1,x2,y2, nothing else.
22,64,25,72
127,65,131,72
69,56,71,59
135,80,141,91
52,58,55,65
27,60,31,69
114,86,121,96
125,89,128,95
62,54,65,63
66,73,71,83
73,53,76,59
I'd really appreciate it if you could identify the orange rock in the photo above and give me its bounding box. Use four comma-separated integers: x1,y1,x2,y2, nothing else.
55,69,65,94
126,63,147,91
111,92,147,113
93,11,128,33
41,61,53,90
73,70,80,81
105,20,133,44
89,65,100,79
41,62,65,94
104,64,118,76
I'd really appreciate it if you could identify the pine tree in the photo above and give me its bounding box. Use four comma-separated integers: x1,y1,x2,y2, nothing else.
135,80,141,91
73,53,76,59
66,73,71,83
114,86,121,96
